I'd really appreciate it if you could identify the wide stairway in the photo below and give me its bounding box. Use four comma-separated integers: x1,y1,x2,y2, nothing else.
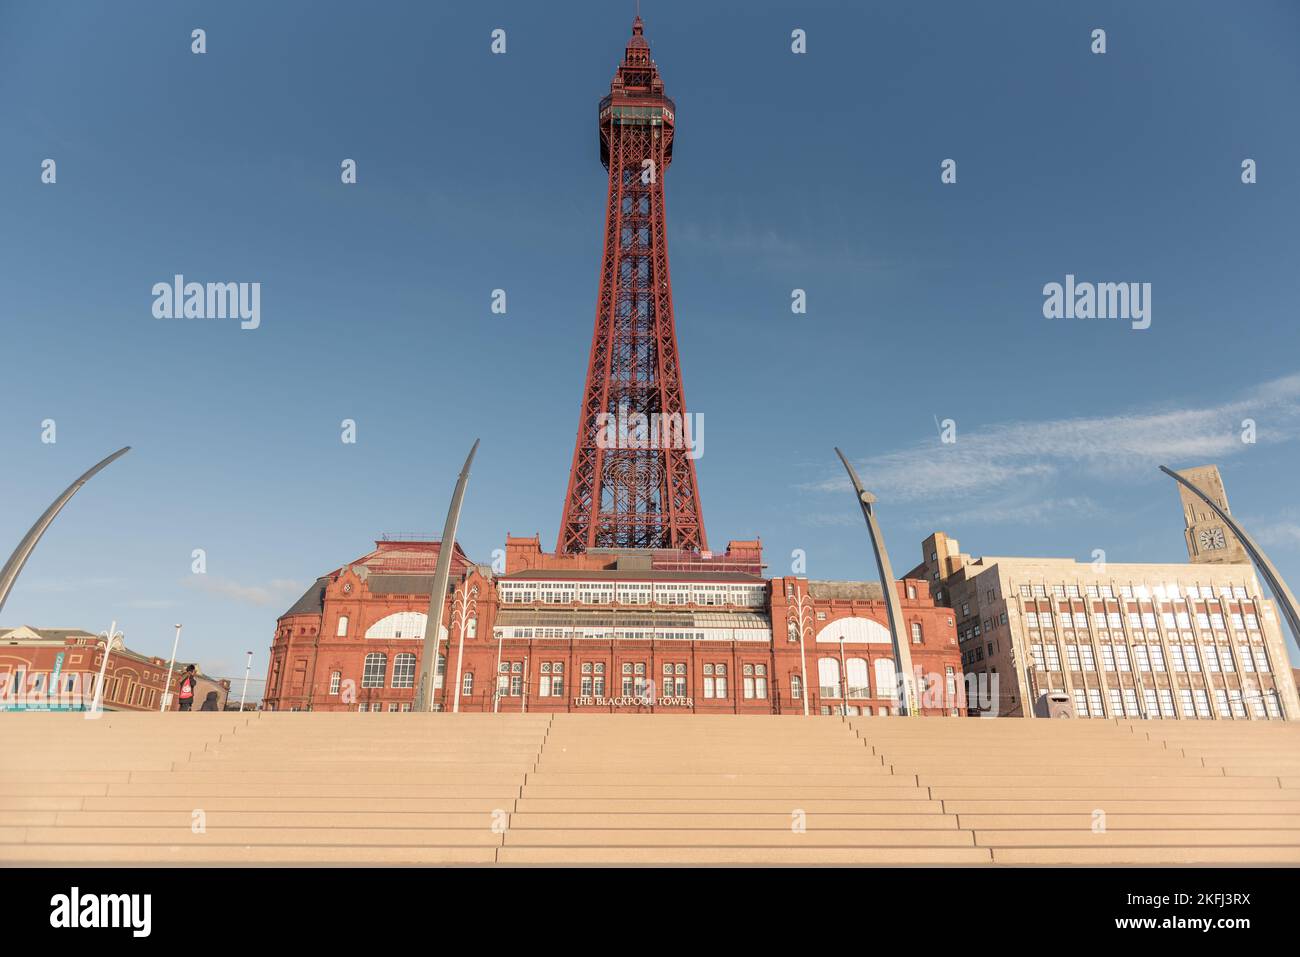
1,712,1298,865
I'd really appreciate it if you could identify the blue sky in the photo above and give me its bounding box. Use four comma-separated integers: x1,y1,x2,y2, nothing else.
3,0,1300,682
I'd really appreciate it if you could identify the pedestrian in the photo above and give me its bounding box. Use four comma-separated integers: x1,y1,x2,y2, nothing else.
177,665,198,712
200,691,219,711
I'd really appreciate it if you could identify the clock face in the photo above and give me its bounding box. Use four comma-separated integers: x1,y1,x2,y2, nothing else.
1198,527,1227,550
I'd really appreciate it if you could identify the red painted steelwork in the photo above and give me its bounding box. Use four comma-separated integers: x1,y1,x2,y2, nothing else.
558,17,707,554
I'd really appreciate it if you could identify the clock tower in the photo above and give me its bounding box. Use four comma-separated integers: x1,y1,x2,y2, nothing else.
1176,464,1249,565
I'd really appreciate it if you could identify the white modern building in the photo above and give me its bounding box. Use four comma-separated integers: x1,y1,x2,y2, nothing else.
910,532,1300,720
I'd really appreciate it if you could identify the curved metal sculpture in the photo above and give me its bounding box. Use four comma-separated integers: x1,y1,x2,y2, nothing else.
1159,465,1300,646
0,447,131,619
415,439,480,712
835,448,918,716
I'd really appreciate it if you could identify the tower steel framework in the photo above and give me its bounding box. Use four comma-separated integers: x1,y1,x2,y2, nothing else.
557,17,707,554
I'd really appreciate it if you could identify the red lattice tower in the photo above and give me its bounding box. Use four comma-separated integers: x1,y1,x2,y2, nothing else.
557,16,707,554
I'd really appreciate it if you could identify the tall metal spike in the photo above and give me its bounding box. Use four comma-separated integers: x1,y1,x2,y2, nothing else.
414,440,480,712
0,447,131,619
835,447,918,716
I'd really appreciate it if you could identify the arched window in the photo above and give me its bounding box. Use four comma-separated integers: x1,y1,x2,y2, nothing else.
328,671,341,695
875,658,898,701
815,616,892,645
846,658,870,698
435,653,446,689
462,672,474,697
365,612,440,640
362,653,387,688
790,674,803,700
336,615,349,637
391,653,416,689
818,658,840,698
467,617,478,639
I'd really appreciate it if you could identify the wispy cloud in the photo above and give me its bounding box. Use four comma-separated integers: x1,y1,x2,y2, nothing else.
1253,522,1300,549
799,512,859,529
182,577,302,607
917,496,1108,529
21,577,126,594
672,221,897,276
673,221,803,259
806,373,1300,504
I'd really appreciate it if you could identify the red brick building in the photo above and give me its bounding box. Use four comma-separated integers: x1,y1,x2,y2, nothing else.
0,626,199,712
263,536,964,716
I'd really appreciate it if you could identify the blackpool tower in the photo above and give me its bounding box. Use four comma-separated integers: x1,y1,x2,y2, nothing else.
557,17,708,554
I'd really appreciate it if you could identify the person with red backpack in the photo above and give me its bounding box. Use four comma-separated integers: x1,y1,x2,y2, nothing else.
177,665,198,712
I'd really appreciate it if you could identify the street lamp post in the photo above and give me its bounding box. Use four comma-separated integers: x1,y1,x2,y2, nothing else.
450,584,479,713
492,628,505,713
786,586,814,717
837,635,849,719
239,651,254,711
160,624,182,713
88,621,124,716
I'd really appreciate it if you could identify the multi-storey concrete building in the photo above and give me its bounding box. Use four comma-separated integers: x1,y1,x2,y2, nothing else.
909,531,1299,720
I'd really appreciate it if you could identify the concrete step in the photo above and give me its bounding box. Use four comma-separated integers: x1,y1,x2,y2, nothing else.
533,761,885,773
495,846,994,864
0,784,110,797
5,810,501,828
101,783,522,798
958,813,1300,829
916,775,1272,788
514,798,944,813
500,828,975,847
943,799,1300,814
0,796,85,811
523,772,896,787
136,771,529,786
930,786,1290,801
975,828,1300,847
901,765,1223,777
518,784,925,799
992,846,1300,864
19,825,505,846
82,795,513,812
0,843,498,864
506,812,956,829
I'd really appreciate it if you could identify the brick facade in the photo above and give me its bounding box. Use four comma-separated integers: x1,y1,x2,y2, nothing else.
0,627,202,712
263,537,964,716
